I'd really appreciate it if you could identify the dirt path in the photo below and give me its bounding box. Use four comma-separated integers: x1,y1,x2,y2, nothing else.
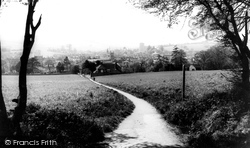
87,76,183,148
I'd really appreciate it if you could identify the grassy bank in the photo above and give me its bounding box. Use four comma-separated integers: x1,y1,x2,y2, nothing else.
96,71,250,148
2,75,135,147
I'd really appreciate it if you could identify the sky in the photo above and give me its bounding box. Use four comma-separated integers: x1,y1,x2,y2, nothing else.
0,0,208,55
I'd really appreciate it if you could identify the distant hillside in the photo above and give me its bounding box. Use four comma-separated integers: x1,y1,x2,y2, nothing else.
163,41,217,59
164,41,217,51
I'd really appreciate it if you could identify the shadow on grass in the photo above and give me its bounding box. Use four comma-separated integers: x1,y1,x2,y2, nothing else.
105,132,137,143
104,132,186,148
128,143,185,148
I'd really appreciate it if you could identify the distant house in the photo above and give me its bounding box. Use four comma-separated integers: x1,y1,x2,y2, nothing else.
185,64,201,71
192,64,202,70
95,65,106,73
189,65,196,71
88,58,111,63
93,62,122,76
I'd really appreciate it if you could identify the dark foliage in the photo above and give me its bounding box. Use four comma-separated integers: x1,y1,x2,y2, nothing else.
153,62,163,72
171,47,188,70
193,44,236,70
63,56,71,72
71,65,80,74
56,62,64,73
130,62,146,72
82,60,96,73
21,104,104,147
14,57,42,74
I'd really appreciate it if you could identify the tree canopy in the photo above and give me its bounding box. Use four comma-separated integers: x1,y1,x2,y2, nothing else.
171,46,188,70
64,56,71,71
82,60,96,73
56,62,64,73
130,0,250,30
15,57,41,74
44,58,56,73
27,57,41,74
194,44,235,70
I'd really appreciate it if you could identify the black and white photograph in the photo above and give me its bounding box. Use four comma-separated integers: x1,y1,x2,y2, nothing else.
0,0,250,147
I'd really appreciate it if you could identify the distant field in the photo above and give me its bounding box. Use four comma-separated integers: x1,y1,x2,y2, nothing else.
96,70,232,98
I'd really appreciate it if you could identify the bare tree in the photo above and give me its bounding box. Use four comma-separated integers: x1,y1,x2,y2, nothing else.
130,0,250,88
0,0,42,140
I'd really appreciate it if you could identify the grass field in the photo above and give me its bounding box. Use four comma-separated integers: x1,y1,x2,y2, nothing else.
2,75,135,147
96,70,250,148
96,70,231,98
3,75,110,110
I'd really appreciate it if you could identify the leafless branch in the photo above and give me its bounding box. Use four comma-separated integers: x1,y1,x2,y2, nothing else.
32,14,42,31
223,0,242,43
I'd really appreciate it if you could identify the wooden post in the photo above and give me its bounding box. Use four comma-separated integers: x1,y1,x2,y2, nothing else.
182,64,185,100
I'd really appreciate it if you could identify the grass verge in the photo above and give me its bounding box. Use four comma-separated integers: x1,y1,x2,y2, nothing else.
96,71,250,148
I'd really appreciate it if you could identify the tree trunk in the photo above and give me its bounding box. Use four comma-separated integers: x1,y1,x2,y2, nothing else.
11,0,41,136
11,54,29,136
241,54,250,89
0,0,41,140
0,42,10,141
0,1,10,141
238,11,250,89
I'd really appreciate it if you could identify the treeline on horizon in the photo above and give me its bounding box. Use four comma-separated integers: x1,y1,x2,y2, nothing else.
83,43,240,74
1,43,241,75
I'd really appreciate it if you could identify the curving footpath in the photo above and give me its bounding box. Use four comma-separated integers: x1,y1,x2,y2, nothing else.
85,76,183,148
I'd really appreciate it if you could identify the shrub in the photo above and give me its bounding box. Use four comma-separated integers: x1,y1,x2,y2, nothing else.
189,127,250,148
71,65,80,74
187,91,250,148
83,90,135,132
21,104,104,148
25,102,41,113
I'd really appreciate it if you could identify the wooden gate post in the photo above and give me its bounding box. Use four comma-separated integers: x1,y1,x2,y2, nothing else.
182,64,186,100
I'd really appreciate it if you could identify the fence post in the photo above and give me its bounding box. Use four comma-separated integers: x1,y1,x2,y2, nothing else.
182,64,186,100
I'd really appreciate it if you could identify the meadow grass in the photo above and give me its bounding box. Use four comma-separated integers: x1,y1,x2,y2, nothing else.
2,75,135,147
96,70,250,148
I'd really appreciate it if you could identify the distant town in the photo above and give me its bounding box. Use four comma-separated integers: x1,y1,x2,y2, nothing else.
1,41,218,75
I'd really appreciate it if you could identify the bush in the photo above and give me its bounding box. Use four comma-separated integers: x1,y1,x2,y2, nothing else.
71,65,80,74
189,127,250,148
21,104,104,148
186,90,250,148
83,90,135,132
